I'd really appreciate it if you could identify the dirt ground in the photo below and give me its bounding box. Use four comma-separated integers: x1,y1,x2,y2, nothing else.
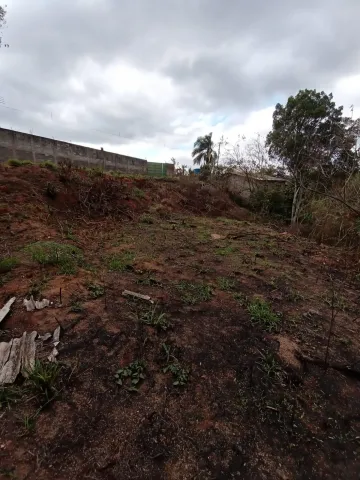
0,164,360,479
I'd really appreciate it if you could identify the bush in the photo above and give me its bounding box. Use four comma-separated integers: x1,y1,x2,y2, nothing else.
25,241,83,274
7,159,33,167
0,257,19,273
40,161,58,171
248,184,293,221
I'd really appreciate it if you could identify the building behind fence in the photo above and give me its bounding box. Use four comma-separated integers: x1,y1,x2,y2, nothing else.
0,128,174,176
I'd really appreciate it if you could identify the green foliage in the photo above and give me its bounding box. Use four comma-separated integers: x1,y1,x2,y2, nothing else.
139,213,154,224
87,283,105,298
0,386,21,409
217,277,236,291
28,276,48,299
192,132,217,167
70,300,84,313
257,351,282,381
266,89,356,175
7,159,33,167
216,246,234,256
133,187,145,198
40,161,58,170
26,360,61,404
25,241,83,274
247,298,280,332
115,360,146,391
163,363,189,386
107,251,135,272
176,281,212,304
249,185,293,221
233,292,248,306
0,257,19,273
139,304,170,331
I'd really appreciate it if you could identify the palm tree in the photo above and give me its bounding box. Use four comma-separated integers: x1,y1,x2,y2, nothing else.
192,132,217,167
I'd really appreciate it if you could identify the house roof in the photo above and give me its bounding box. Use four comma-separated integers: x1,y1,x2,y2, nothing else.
230,170,287,182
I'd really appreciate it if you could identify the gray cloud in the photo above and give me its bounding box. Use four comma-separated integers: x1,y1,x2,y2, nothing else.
0,0,360,157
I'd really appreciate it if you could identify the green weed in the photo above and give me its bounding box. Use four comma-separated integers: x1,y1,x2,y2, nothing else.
216,246,234,256
40,161,58,170
233,292,249,306
70,300,84,313
217,277,236,291
133,187,145,198
163,363,189,386
139,304,170,331
115,360,146,392
25,241,83,275
26,360,61,404
0,257,19,273
107,251,135,272
0,386,21,409
247,298,280,332
176,281,212,304
257,351,283,382
139,213,154,224
7,159,33,167
28,276,49,299
87,283,105,299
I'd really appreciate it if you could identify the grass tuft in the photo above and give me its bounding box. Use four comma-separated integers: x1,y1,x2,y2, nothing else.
7,159,34,167
139,304,170,331
247,298,280,332
25,241,83,275
107,251,135,272
176,281,212,304
26,360,61,404
217,277,236,291
0,257,19,273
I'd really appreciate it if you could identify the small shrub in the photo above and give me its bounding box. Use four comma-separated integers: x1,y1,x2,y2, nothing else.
0,386,21,409
40,161,58,171
7,159,33,167
139,304,170,331
0,257,19,273
25,241,83,275
45,182,57,199
176,281,212,304
26,360,61,404
163,363,189,386
87,283,105,298
107,251,135,272
248,184,293,221
139,213,155,224
133,187,145,198
217,277,236,291
115,360,146,391
247,298,280,332
70,300,83,313
89,167,104,178
216,246,234,256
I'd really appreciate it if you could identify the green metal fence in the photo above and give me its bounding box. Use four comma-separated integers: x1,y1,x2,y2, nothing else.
147,162,167,177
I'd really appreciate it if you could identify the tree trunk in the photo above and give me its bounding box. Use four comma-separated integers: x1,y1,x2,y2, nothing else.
291,181,303,224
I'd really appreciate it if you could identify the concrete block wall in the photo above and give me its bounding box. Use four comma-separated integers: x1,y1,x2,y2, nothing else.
0,128,149,174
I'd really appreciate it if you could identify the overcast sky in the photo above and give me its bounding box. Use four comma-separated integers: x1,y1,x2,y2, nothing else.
0,0,360,165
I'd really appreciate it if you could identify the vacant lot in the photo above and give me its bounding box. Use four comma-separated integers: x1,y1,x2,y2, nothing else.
0,164,359,479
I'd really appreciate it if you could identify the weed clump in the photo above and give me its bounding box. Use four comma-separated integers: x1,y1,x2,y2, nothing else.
107,251,135,272
176,281,212,304
115,360,146,392
247,298,280,332
0,257,19,273
25,241,83,275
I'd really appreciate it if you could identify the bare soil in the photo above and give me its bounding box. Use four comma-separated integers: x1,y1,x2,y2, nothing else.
0,164,360,479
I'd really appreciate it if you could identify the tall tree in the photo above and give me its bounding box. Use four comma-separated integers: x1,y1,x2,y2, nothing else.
192,132,217,168
266,89,359,223
0,5,7,48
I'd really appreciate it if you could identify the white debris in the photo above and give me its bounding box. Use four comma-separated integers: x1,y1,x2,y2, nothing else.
0,331,37,385
53,326,61,344
23,296,51,312
48,347,59,363
0,297,16,324
38,332,52,342
122,290,154,303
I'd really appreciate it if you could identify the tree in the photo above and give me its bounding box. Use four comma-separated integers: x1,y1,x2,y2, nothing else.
192,132,218,168
266,89,360,223
0,5,8,48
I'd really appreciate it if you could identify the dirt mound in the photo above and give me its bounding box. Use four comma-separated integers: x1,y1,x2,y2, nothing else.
0,164,250,221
